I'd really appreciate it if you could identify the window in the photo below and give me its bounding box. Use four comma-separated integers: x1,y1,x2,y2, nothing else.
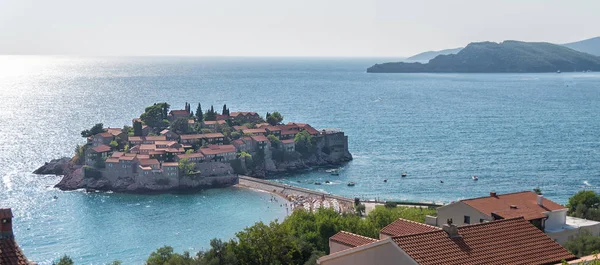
464,215,471,224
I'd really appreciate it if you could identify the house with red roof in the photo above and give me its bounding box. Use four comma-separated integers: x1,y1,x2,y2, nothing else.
200,145,236,161
318,217,577,265
85,144,112,166
281,139,295,152
0,209,34,265
160,129,179,141
230,112,262,123
431,191,600,244
168,109,190,121
92,132,114,147
242,128,267,136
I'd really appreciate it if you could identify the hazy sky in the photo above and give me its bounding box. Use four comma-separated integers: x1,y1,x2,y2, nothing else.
0,0,598,57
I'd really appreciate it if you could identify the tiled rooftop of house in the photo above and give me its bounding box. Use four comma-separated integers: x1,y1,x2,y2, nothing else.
391,217,576,265
162,162,179,167
251,135,269,142
380,218,441,237
330,231,378,248
177,153,205,159
281,139,295,144
242,128,267,134
169,110,189,115
0,209,31,265
200,145,236,155
462,191,566,220
139,159,160,166
97,132,113,138
92,145,111,153
145,135,167,141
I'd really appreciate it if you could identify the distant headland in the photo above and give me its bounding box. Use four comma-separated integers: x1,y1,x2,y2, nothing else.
368,40,600,73
35,103,352,193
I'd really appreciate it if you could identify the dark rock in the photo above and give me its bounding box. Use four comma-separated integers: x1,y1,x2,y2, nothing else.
33,157,71,175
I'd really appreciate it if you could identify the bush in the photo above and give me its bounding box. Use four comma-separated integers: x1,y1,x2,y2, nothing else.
384,201,398,208
564,231,600,257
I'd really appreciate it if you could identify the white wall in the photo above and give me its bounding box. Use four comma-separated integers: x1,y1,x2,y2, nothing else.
436,202,491,227
545,209,567,231
319,241,418,265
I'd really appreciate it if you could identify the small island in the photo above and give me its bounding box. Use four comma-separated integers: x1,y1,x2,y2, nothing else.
367,40,600,73
38,103,352,193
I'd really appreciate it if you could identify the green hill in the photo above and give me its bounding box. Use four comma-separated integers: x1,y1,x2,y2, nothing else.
563,37,600,56
405,47,463,62
368,41,600,73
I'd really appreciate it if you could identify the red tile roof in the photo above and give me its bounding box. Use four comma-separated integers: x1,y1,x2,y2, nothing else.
177,153,205,159
111,152,124,158
169,110,189,116
251,135,269,142
392,218,576,265
145,136,167,141
180,134,203,140
281,139,295,144
128,136,143,142
105,158,119,163
200,145,236,155
162,162,179,167
201,133,225,139
91,145,111,153
462,191,566,220
139,159,160,166
203,121,217,125
242,128,267,134
97,132,113,138
301,125,320,135
330,231,378,248
230,112,258,117
380,218,441,237
0,209,30,265
265,126,282,132
232,139,245,146
119,155,136,161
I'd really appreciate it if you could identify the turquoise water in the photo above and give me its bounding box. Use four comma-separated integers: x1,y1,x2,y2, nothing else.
1,56,599,264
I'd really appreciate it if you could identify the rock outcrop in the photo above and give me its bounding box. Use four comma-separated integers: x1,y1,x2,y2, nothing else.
33,157,71,175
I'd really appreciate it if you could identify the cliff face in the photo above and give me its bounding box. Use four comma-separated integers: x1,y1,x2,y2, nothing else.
368,41,600,73
53,161,237,193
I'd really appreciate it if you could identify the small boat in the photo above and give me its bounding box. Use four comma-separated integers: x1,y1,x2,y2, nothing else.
53,196,58,200
347,182,356,187
331,170,340,176
314,182,321,185
557,70,561,73
472,176,478,181
325,180,331,184
401,172,407,177
383,179,388,183
440,180,444,183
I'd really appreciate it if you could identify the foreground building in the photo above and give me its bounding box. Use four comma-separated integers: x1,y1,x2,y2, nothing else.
428,191,600,244
318,217,577,265
0,209,34,265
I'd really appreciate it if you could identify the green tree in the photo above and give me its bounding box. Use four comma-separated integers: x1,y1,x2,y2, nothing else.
81,123,104,138
533,187,542,195
146,245,175,265
196,239,239,265
109,140,119,150
567,190,600,216
269,112,284,125
133,120,143,136
355,203,366,217
222,104,228,115
267,134,281,149
564,232,600,257
171,117,190,135
205,105,217,121
73,144,86,165
106,261,122,265
178,157,195,175
294,131,315,157
53,255,74,265
141,104,169,129
196,103,203,121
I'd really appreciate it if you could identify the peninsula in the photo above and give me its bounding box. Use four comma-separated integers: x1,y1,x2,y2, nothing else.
367,40,600,73
36,103,352,193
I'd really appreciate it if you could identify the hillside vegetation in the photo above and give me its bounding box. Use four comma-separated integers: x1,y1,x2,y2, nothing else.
368,41,600,73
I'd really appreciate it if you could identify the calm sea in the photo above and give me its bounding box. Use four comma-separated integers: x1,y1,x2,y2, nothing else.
1,56,599,264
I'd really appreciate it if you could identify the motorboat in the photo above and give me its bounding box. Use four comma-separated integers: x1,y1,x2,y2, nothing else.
472,176,479,181
401,172,407,177
383,179,388,182
314,182,321,185
347,182,356,187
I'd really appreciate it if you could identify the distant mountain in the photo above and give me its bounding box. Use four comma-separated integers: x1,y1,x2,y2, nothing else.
562,37,600,56
405,47,463,62
367,40,600,73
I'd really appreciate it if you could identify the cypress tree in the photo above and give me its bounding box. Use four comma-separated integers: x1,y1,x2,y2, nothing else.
222,104,227,115
196,103,203,121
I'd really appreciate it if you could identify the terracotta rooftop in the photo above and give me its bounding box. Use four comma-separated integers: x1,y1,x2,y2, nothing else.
128,136,143,142
203,121,217,125
330,231,378,248
251,135,269,142
97,132,113,138
169,110,189,115
392,217,576,265
180,134,202,140
265,126,282,132
242,128,267,134
201,133,225,139
105,158,120,163
232,125,247,131
281,139,295,144
162,162,179,167
119,155,136,161
145,136,166,141
111,152,124,158
91,145,111,153
380,218,441,237
230,111,257,117
106,128,123,136
200,145,236,155
139,159,160,166
0,209,31,265
160,129,173,135
177,153,205,159
301,124,320,135
232,139,245,146
462,191,566,220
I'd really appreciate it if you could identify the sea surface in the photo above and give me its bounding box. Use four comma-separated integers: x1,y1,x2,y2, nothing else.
1,56,599,264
